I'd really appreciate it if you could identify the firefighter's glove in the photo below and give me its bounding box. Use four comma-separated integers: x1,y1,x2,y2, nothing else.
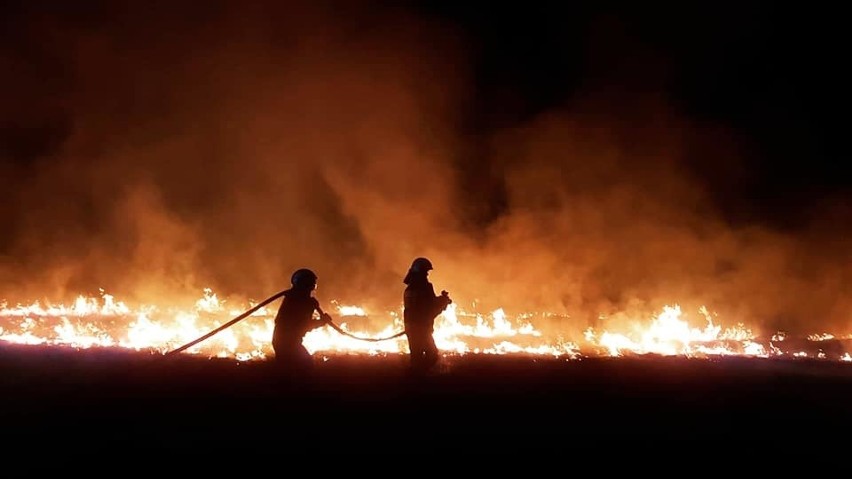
440,290,452,306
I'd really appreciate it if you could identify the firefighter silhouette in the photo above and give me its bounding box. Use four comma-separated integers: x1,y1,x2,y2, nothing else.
271,268,331,371
402,257,452,373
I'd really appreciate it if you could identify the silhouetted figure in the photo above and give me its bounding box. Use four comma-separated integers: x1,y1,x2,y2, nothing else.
403,257,452,373
271,268,332,372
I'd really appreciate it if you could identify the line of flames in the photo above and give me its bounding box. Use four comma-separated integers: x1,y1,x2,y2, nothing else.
1,288,850,362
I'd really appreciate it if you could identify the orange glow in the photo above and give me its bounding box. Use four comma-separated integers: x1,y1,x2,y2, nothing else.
1,288,850,362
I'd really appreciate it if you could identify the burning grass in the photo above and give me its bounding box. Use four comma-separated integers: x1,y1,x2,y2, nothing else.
3,289,851,361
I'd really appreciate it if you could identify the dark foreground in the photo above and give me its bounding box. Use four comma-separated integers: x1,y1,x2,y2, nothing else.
3,344,852,450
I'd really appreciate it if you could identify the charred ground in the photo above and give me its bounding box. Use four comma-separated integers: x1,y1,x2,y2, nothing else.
2,343,851,449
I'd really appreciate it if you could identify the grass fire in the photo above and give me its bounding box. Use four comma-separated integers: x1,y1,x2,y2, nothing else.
2,288,850,362
2,1,851,448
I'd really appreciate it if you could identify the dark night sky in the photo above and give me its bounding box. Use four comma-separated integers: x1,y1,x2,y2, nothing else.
0,0,849,333
415,2,850,230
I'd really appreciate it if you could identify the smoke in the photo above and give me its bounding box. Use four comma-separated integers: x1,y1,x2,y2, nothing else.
0,1,848,337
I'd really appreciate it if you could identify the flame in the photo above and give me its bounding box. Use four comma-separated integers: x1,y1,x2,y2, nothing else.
585,305,760,357
1,288,851,361
335,305,367,317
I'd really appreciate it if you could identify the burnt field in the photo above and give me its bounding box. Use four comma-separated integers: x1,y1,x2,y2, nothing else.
3,343,852,449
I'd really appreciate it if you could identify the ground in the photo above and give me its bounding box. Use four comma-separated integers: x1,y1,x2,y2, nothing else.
2,343,851,450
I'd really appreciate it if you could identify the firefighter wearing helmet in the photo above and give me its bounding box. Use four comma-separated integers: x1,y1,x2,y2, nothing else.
402,257,452,373
271,268,332,371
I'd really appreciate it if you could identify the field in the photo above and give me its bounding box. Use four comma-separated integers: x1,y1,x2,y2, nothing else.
3,343,851,450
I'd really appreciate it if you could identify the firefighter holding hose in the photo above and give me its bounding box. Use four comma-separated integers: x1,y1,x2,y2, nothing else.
271,268,332,371
402,257,452,373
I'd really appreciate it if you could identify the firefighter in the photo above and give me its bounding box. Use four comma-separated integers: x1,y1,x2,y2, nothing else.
271,268,332,371
402,257,452,373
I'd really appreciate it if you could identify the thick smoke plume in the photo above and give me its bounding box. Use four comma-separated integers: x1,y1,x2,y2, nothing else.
1,1,848,338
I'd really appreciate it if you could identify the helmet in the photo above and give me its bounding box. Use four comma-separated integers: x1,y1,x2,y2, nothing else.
291,268,318,289
409,257,433,273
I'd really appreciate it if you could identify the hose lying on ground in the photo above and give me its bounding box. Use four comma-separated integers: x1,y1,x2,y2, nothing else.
162,290,405,357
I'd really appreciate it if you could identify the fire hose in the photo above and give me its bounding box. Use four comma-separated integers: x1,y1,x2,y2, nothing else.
162,290,405,357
